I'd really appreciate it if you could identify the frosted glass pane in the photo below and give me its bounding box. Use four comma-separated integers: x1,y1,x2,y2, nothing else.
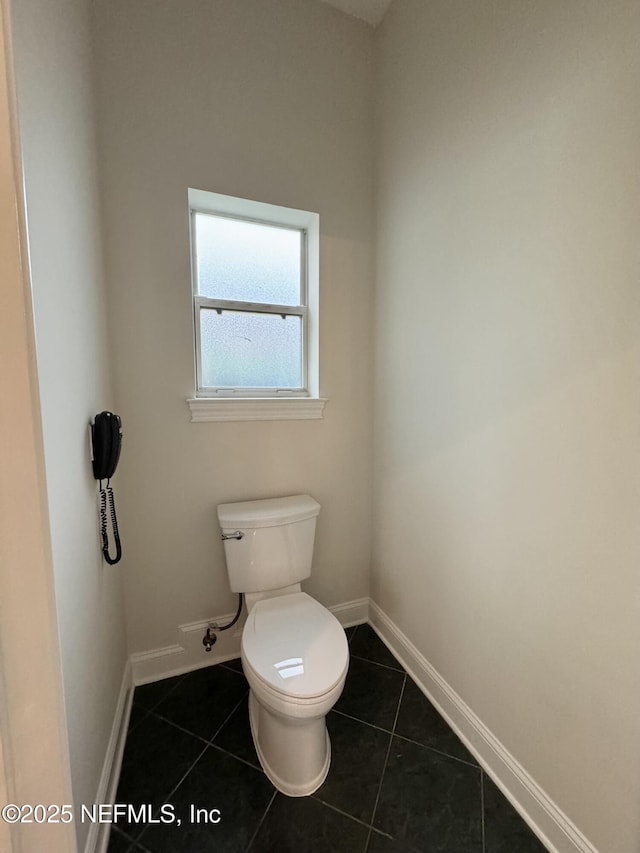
200,309,302,388
194,213,301,305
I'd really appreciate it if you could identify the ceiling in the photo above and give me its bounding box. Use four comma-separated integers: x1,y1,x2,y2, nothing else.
319,0,393,27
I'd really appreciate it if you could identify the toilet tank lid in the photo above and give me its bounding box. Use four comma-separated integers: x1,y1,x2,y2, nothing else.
217,494,320,529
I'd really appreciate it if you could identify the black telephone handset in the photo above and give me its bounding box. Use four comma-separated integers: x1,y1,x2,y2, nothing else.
91,412,123,565
92,411,122,481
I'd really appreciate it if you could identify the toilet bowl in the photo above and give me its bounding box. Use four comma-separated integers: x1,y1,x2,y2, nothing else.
217,495,349,796
242,591,348,795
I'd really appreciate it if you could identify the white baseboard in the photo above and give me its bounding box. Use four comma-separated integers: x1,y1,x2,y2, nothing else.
130,596,370,686
368,600,599,853
328,595,370,628
84,659,133,853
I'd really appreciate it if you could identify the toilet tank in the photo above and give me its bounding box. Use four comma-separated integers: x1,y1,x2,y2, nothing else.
217,495,321,593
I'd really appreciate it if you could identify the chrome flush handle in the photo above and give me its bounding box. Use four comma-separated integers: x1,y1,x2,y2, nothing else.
221,530,244,541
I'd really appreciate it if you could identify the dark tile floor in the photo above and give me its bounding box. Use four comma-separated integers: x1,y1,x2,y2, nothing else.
108,624,547,853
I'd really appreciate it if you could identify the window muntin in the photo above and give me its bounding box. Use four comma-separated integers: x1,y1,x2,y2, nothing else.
190,201,311,397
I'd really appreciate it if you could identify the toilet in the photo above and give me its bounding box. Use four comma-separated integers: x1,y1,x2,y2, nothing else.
217,494,349,797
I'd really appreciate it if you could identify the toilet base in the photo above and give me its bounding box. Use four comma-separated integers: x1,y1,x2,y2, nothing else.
248,690,331,797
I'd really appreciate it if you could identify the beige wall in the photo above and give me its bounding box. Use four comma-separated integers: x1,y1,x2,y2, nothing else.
10,0,127,847
93,0,374,654
373,1,640,851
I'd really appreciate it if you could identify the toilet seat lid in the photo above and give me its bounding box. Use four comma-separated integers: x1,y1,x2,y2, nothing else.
242,593,349,700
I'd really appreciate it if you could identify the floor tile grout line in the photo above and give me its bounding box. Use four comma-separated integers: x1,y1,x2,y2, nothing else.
368,825,396,841
144,709,211,747
366,671,407,850
126,708,150,737
108,824,136,853
218,661,245,675
349,652,405,673
207,692,249,746
207,740,263,774
131,740,210,845
138,689,248,752
244,789,277,852
331,707,479,768
311,794,394,836
135,662,246,718
331,706,394,734
393,732,480,768
133,673,188,716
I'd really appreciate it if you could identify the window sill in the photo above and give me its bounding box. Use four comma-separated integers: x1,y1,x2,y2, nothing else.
186,396,328,422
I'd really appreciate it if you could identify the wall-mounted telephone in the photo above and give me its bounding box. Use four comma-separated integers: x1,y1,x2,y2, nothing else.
90,411,123,565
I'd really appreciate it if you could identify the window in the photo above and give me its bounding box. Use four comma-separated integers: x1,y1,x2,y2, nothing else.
187,189,324,421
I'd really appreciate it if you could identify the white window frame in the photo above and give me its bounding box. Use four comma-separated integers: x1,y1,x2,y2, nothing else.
186,189,326,422
193,214,309,398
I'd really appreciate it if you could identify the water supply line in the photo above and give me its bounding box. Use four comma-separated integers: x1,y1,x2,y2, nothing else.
202,593,244,652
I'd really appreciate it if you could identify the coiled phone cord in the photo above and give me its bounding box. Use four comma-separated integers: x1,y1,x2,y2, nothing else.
100,481,122,565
